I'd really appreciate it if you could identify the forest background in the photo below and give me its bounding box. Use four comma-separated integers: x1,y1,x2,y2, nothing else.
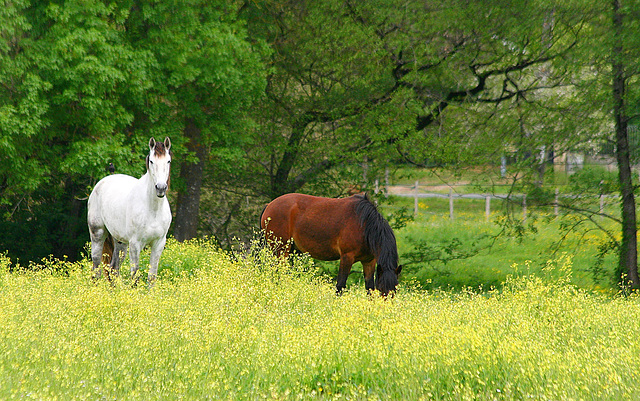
1,0,640,288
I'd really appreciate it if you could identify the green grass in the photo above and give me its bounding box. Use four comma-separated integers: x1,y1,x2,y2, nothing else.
374,195,619,292
1,243,639,400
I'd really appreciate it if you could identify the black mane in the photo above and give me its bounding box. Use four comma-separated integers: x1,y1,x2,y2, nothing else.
354,194,399,292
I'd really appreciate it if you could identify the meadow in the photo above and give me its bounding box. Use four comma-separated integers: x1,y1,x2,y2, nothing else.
356,165,621,292
1,239,639,400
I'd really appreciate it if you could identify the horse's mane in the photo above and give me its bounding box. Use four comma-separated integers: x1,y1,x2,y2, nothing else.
354,193,399,292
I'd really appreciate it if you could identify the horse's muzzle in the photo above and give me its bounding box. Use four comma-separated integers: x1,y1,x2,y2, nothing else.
155,184,168,198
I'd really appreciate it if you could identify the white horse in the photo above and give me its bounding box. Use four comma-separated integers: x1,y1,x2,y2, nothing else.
88,137,172,285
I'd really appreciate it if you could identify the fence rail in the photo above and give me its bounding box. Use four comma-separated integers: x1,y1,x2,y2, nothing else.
379,181,616,222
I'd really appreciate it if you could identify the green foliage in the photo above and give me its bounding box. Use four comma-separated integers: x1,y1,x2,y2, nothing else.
136,0,268,145
404,236,488,270
592,239,620,286
0,196,87,264
39,0,144,135
525,185,556,206
1,244,640,399
0,0,268,261
0,0,51,203
0,0,157,262
569,166,620,195
60,135,148,180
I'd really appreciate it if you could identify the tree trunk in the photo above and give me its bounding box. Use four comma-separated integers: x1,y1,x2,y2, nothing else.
270,120,306,199
174,118,206,242
612,0,640,289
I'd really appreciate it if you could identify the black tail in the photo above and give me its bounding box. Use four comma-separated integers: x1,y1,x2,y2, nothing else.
354,194,399,295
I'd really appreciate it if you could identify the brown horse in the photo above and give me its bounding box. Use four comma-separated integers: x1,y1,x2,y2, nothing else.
260,193,401,295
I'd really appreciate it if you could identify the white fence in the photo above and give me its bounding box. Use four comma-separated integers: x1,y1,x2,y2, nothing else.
379,180,612,222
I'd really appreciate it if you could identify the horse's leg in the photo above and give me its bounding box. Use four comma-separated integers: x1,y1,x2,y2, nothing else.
88,226,107,280
336,253,355,295
109,241,127,282
148,237,167,288
362,259,377,294
128,241,142,285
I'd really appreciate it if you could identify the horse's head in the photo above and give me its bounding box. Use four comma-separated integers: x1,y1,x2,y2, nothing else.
376,264,402,297
146,137,172,198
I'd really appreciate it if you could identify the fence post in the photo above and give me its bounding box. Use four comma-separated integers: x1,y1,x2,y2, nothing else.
523,194,527,223
554,188,559,218
414,180,419,217
374,179,379,194
449,188,454,220
600,194,604,214
384,167,389,197
485,196,491,222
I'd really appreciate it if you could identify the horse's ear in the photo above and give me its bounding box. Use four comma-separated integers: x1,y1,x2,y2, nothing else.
164,137,171,150
149,137,156,150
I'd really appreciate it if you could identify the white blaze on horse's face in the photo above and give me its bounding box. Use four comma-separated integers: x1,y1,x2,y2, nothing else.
147,137,172,198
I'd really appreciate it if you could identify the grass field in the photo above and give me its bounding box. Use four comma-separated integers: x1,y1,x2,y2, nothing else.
1,240,639,400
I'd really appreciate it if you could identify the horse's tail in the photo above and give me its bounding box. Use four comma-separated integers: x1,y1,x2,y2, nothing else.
354,194,399,295
102,232,114,266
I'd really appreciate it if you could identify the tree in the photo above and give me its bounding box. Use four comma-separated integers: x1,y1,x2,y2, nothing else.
0,0,268,261
610,0,640,288
539,0,640,289
240,0,394,201
172,0,606,249
189,0,400,246
128,0,268,241
0,0,50,205
0,0,154,262
240,0,596,191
